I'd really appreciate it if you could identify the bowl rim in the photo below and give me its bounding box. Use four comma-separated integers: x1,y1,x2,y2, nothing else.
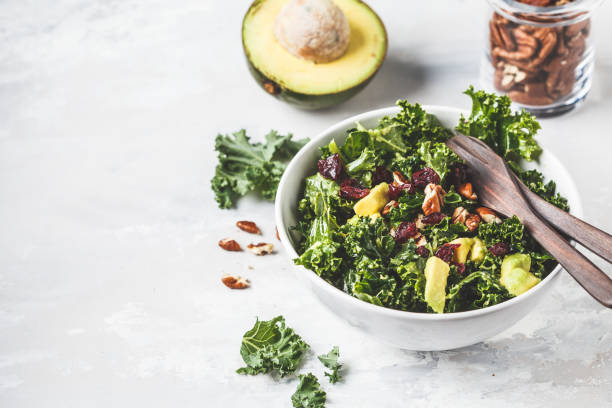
275,105,582,321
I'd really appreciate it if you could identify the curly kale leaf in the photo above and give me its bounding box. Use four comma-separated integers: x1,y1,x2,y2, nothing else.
294,174,351,286
211,129,308,208
381,101,453,146
391,245,428,312
456,86,542,164
416,140,461,181
317,346,342,384
237,316,309,377
478,215,526,252
422,217,469,250
387,193,424,225
446,271,512,312
515,168,570,212
291,373,326,408
340,217,398,304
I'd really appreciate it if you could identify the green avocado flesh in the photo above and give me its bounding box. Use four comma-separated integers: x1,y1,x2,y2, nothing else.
500,254,540,296
242,0,387,109
424,256,450,314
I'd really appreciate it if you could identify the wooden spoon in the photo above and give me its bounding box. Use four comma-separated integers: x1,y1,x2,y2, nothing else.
446,133,612,308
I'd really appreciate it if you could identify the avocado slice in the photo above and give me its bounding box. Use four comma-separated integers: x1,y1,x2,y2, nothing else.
469,237,486,263
500,254,540,296
353,182,389,217
424,256,450,314
449,238,473,264
242,0,387,109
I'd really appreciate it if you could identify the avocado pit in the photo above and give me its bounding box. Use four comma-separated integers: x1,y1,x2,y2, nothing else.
274,0,350,63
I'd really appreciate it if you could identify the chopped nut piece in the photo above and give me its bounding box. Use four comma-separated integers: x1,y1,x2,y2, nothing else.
381,200,398,216
275,226,280,241
452,207,469,224
415,214,426,230
457,182,478,201
422,183,446,216
221,274,250,289
219,238,242,251
416,235,427,247
465,214,481,232
236,220,261,234
247,242,274,255
392,171,409,185
476,207,502,224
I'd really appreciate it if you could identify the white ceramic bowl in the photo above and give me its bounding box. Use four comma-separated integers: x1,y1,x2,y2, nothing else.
275,106,582,350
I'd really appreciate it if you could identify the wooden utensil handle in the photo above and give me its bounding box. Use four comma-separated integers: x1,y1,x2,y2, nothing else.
514,174,612,264
521,211,612,308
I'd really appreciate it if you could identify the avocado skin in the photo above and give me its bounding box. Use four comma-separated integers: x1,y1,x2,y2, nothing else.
242,0,387,110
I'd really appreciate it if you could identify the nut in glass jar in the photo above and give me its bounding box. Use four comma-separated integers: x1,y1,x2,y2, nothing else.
485,0,603,116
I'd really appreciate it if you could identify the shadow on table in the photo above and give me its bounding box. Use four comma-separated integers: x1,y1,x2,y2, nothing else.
334,55,428,113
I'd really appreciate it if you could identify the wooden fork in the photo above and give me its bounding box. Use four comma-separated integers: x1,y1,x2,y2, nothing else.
446,133,612,308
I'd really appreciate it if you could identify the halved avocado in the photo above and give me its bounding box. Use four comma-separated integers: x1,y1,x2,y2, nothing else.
242,0,387,109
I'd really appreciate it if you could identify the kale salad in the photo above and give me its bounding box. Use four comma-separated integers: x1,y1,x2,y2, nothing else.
293,87,569,314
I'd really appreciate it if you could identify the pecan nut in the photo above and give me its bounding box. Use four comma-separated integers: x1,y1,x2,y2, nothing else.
457,182,478,201
236,220,261,234
381,200,398,216
452,207,468,225
221,275,250,289
247,242,274,255
489,10,590,106
422,184,446,216
219,238,242,251
475,207,502,224
465,214,481,232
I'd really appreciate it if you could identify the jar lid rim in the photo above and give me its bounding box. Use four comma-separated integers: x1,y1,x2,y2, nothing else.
487,0,603,15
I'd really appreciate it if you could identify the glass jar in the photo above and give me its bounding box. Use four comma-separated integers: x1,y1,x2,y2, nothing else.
482,0,603,116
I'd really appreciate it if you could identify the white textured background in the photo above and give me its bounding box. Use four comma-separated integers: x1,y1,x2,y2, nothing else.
0,0,611,407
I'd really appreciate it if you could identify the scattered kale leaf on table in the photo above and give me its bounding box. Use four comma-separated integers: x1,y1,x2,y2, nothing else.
236,316,309,377
317,346,342,384
291,373,327,408
211,129,308,209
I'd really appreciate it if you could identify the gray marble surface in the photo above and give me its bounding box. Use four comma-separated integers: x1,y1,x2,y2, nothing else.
0,0,611,406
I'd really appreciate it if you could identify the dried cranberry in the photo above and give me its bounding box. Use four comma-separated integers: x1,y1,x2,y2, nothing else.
411,167,440,188
489,242,510,257
449,163,467,188
434,243,461,263
318,154,343,181
415,245,430,258
372,166,393,186
421,212,447,225
451,262,466,275
388,183,415,200
339,178,370,200
394,221,418,244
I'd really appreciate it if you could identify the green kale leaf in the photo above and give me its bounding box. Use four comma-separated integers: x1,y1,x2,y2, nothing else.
387,193,424,225
446,271,512,312
456,86,542,164
294,174,352,287
212,129,308,209
515,168,569,212
236,316,309,377
291,373,326,408
478,215,526,252
416,140,460,181
317,346,342,384
381,101,453,146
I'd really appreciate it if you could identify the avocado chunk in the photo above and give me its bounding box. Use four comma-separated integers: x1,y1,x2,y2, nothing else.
469,237,486,263
354,182,389,217
242,0,387,109
424,256,450,314
500,254,540,296
449,238,473,264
